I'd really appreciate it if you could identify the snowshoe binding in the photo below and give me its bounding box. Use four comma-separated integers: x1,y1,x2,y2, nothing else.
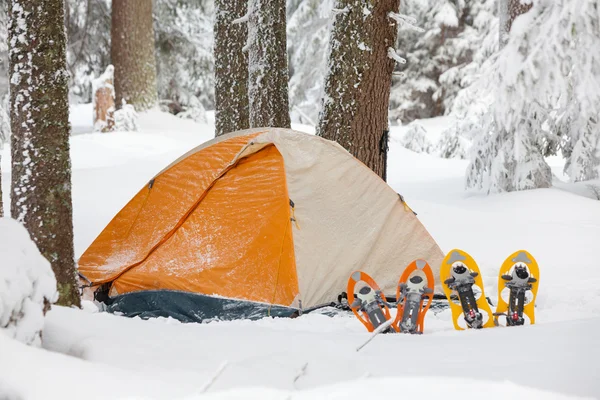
394,259,435,334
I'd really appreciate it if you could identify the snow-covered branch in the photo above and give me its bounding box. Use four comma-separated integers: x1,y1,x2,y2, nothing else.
388,11,424,32
331,7,349,16
232,12,249,25
387,47,406,64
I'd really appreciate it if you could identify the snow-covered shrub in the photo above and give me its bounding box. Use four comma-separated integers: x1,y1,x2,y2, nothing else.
587,184,600,200
436,128,470,159
398,123,433,154
113,101,139,132
177,96,208,124
0,218,57,346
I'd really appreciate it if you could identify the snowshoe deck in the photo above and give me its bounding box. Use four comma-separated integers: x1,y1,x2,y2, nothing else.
494,250,540,326
440,249,495,330
393,259,434,334
347,271,398,333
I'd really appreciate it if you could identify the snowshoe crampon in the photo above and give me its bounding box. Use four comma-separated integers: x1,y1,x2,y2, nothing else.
440,249,494,330
347,271,398,333
494,250,540,327
393,259,434,334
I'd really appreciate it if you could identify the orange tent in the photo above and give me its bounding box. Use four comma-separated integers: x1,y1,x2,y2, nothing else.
79,128,443,321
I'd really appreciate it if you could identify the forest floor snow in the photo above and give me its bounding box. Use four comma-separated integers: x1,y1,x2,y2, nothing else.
1,106,599,399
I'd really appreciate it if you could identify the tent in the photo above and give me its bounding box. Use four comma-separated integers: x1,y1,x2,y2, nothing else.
79,128,443,322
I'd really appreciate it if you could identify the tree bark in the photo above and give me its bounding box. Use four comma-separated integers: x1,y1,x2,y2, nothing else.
111,0,158,111
317,0,400,181
9,0,80,307
247,0,291,128
499,0,532,47
214,0,250,136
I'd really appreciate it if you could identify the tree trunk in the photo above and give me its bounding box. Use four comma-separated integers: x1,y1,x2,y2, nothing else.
111,0,158,111
93,65,115,132
247,0,291,128
214,0,250,136
8,0,80,307
499,0,532,47
317,0,400,181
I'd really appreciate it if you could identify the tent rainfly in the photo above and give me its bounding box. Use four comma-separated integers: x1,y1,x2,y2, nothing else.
79,128,444,322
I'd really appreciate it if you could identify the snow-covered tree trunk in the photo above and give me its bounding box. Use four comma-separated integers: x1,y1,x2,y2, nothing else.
317,0,400,180
499,0,532,47
93,65,115,133
214,0,250,136
111,0,158,111
8,0,80,307
247,0,291,128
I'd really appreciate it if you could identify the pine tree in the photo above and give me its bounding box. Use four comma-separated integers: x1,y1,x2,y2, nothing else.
112,0,158,111
467,0,600,192
214,0,249,136
317,0,400,180
247,0,291,128
65,0,111,102
287,0,333,125
8,0,80,307
154,0,215,114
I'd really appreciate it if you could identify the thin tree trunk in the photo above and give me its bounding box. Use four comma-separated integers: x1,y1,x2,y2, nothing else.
214,0,250,136
247,0,291,128
9,0,80,307
111,0,158,111
317,0,400,181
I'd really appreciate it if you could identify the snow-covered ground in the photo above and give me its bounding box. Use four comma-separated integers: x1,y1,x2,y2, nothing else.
1,106,599,399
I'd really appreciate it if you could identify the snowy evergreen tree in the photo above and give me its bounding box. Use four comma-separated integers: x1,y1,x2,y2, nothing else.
390,0,475,123
318,0,401,180
65,0,111,103
467,0,600,192
246,0,291,128
154,0,215,114
8,0,80,307
437,0,497,159
287,0,333,125
214,0,249,136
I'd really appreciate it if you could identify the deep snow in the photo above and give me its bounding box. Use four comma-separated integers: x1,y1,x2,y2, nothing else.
1,106,599,399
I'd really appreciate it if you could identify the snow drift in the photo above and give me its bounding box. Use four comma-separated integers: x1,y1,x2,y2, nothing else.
0,218,56,346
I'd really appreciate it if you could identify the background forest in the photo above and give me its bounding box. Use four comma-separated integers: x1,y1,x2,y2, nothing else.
1,1,599,398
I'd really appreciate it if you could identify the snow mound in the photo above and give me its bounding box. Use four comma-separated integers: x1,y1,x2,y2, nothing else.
0,218,57,346
198,377,580,400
